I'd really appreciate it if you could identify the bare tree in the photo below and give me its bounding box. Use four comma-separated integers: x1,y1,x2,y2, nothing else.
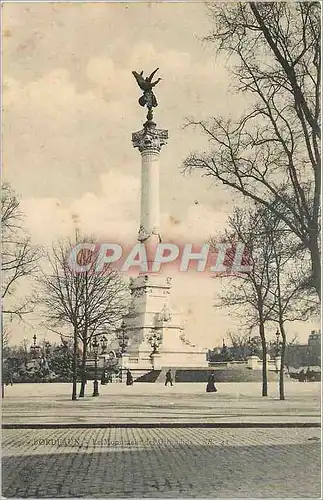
212,206,279,396
288,333,300,346
1,183,40,398
263,213,315,400
2,183,40,318
214,203,316,399
184,2,321,297
38,237,130,400
227,331,250,360
228,332,250,348
2,326,11,352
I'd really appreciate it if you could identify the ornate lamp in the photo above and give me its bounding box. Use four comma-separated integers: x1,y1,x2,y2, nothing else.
118,321,129,355
92,337,100,397
275,329,281,357
148,329,161,355
92,337,99,354
30,334,41,359
100,335,108,354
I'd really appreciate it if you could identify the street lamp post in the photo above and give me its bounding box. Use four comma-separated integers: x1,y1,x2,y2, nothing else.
60,339,69,379
275,329,281,374
221,339,229,361
30,334,36,358
92,337,99,397
275,329,281,357
99,335,108,385
100,335,108,355
30,334,41,360
117,322,129,382
118,322,129,355
148,328,162,369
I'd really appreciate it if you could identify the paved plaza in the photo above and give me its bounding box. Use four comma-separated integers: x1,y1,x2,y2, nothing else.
2,382,321,498
2,427,321,498
2,381,321,425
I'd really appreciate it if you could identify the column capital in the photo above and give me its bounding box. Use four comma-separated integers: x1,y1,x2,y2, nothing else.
132,123,168,153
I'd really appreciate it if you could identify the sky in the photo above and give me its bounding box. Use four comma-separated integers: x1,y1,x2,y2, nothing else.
2,1,319,349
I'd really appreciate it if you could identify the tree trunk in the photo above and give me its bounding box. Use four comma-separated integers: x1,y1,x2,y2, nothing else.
309,235,321,299
259,321,268,397
71,329,78,401
279,323,287,401
79,340,87,398
1,324,4,399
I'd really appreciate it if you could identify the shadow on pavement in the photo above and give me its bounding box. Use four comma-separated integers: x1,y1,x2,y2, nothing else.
2,442,321,498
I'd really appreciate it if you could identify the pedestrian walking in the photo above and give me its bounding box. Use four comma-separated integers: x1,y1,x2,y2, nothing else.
306,367,314,382
206,372,217,393
5,372,13,386
101,370,107,385
126,369,133,386
165,369,173,386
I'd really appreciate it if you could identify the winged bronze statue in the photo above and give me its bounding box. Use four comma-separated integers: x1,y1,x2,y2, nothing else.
132,68,162,111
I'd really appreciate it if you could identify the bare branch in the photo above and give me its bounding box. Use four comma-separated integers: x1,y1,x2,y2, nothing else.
185,2,321,296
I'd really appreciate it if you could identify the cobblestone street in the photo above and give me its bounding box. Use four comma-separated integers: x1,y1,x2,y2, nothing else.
2,427,321,498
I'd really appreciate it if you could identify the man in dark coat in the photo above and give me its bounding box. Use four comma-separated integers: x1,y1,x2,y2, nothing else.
126,369,133,386
165,369,173,386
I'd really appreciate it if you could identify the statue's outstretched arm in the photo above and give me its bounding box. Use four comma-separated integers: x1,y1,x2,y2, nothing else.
147,68,159,82
132,70,146,89
151,77,162,88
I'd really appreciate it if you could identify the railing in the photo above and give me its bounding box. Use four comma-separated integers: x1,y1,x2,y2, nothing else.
208,359,279,372
208,360,247,367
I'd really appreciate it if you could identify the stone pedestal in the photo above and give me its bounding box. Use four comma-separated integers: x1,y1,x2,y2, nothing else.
98,354,109,369
151,353,162,370
123,273,207,369
120,353,129,369
247,355,261,370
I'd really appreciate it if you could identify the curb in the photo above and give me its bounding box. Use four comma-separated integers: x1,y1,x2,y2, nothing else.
2,422,321,429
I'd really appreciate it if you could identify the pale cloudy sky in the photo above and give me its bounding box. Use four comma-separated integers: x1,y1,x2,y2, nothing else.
2,2,318,347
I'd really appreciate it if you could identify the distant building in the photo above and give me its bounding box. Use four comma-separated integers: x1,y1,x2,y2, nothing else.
285,330,321,368
285,344,309,369
208,330,321,368
308,330,321,347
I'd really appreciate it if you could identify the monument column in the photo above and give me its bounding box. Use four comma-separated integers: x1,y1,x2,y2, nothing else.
132,119,168,247
122,68,208,370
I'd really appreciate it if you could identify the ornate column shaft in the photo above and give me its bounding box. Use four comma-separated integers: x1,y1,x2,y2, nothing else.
132,121,168,244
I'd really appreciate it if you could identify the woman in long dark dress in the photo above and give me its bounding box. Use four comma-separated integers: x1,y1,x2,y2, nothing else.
206,372,217,393
126,369,133,386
